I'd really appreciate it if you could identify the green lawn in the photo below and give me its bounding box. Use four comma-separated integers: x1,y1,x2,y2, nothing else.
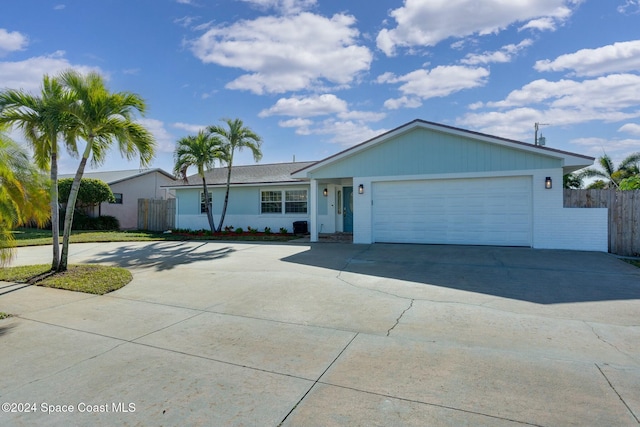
0,264,132,295
11,227,296,246
11,228,184,246
624,259,640,268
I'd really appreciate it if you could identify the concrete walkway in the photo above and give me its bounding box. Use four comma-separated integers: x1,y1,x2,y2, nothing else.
1,241,639,426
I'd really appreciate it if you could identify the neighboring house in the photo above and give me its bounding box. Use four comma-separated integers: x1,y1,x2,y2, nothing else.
168,162,315,232
171,119,608,251
60,169,177,229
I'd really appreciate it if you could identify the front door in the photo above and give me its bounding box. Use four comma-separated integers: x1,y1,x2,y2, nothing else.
343,186,353,232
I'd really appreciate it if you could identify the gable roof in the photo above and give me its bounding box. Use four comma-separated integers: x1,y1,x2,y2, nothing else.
292,119,594,177
59,168,176,185
169,161,315,188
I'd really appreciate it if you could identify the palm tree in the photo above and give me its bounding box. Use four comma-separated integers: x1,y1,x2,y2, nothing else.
563,173,583,189
579,152,640,189
173,131,223,232
207,118,262,232
0,128,50,266
58,70,155,271
0,75,77,270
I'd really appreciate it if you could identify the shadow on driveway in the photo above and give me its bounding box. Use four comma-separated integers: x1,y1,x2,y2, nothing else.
282,243,640,305
85,241,234,271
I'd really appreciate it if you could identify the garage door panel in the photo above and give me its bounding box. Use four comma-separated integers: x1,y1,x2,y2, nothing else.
373,177,532,246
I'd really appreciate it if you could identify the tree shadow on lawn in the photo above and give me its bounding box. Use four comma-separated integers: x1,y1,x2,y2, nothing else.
282,243,640,305
85,241,233,271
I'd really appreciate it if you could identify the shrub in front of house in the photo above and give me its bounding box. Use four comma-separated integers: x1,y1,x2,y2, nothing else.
69,212,120,230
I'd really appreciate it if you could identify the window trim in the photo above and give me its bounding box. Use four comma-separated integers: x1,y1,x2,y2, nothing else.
200,191,212,214
260,188,308,215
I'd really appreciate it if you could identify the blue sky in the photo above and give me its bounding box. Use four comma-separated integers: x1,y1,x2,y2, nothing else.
1,0,639,175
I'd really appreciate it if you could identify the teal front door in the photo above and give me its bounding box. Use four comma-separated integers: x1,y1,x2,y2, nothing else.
343,186,353,232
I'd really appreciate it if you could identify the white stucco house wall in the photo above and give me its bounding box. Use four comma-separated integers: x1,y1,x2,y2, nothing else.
170,119,608,251
60,168,176,230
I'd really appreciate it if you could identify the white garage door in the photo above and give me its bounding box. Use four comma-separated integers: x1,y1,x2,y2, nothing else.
373,176,532,246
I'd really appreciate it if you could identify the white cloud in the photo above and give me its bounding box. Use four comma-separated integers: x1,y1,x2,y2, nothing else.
380,65,489,105
278,118,313,127
618,0,640,14
174,16,200,28
0,28,29,55
278,118,313,135
0,51,102,93
137,118,175,153
458,74,640,139
172,122,206,134
461,39,533,65
337,110,386,122
518,17,557,31
238,0,316,14
260,94,385,138
570,136,640,160
383,96,422,110
486,74,640,110
189,12,372,94
457,107,543,140
618,123,640,135
259,94,347,118
376,0,580,56
310,119,387,145
534,40,640,77
53,4,66,10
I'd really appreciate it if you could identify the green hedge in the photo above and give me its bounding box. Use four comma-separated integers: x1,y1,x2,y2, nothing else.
69,213,120,230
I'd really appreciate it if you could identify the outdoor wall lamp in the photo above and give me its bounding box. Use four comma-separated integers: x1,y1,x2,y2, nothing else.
323,188,328,197
545,177,552,189
358,184,364,194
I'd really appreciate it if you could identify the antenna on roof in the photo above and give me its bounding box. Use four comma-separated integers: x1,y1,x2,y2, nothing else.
534,122,550,146
293,155,296,162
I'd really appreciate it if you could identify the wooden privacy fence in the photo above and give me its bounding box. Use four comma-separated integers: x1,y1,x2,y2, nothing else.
138,198,176,232
564,189,640,256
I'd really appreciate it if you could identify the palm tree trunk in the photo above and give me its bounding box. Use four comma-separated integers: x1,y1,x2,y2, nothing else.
202,177,215,232
59,147,90,271
216,165,232,233
50,148,60,271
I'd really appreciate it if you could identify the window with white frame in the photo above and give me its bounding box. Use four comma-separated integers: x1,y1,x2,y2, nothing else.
261,190,282,213
285,190,307,213
261,189,307,214
200,191,212,214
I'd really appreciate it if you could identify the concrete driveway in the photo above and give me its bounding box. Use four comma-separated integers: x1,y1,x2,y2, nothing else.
1,241,639,426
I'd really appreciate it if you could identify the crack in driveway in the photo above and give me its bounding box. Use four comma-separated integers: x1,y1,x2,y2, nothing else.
387,299,414,337
586,322,637,362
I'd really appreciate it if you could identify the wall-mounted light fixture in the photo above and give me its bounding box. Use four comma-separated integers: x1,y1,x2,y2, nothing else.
358,184,364,194
322,188,328,197
545,177,552,189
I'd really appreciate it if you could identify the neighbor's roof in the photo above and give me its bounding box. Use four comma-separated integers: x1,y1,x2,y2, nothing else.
59,168,176,185
168,161,315,188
